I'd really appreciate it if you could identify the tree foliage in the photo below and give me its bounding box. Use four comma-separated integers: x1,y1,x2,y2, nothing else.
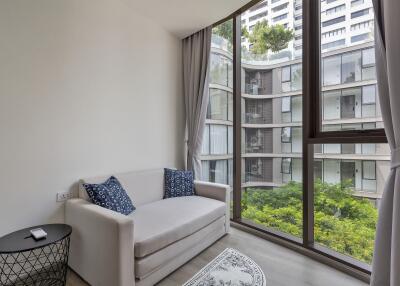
241,180,378,263
212,21,233,43
242,20,294,54
212,19,294,55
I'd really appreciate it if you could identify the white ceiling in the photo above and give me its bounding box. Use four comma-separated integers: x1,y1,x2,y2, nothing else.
128,0,251,39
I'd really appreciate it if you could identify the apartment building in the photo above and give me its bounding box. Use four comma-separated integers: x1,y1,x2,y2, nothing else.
241,0,375,60
200,0,390,203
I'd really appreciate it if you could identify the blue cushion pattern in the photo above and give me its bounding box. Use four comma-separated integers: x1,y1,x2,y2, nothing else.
164,168,195,198
83,176,135,215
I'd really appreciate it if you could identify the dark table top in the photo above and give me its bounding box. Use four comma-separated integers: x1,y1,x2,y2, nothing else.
0,224,72,253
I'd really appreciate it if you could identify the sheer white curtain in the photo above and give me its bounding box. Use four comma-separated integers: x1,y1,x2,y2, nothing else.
183,27,212,179
371,1,400,285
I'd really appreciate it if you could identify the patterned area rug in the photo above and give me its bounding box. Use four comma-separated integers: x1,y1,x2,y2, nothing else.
183,248,266,286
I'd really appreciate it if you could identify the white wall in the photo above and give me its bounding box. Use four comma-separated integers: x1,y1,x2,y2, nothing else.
0,0,184,236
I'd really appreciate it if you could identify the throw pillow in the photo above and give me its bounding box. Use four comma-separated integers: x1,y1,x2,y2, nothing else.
83,176,135,215
164,168,195,198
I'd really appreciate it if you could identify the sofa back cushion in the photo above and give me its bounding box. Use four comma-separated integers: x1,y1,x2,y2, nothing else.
164,168,195,198
83,176,135,215
79,169,164,206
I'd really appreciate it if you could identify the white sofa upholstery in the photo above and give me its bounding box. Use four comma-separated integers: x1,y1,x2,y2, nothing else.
65,169,230,286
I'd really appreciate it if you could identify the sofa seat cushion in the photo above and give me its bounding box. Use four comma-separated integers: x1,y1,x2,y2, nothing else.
130,196,226,258
135,216,226,279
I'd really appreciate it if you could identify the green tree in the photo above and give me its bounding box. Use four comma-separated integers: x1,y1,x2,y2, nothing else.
241,180,378,263
213,20,294,55
242,20,294,54
212,21,233,43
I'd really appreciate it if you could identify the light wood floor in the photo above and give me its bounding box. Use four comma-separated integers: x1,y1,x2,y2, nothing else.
66,227,368,286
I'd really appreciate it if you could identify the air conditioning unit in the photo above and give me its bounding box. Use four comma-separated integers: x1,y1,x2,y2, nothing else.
251,159,262,176
250,135,262,147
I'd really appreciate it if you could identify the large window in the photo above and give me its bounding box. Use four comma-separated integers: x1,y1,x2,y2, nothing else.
203,0,389,275
315,0,389,266
240,1,303,238
200,20,233,190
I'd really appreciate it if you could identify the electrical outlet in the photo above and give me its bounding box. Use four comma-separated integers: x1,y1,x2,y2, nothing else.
57,191,73,202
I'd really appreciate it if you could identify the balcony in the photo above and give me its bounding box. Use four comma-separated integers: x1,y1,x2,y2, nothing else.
244,98,273,124
245,128,273,153
244,157,273,183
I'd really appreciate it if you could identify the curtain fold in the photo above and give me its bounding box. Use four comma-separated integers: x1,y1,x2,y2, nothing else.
371,1,400,285
183,27,212,179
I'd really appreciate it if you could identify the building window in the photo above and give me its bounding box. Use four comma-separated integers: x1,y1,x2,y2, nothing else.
210,125,228,155
202,159,231,186
202,125,210,155
291,64,302,91
341,51,361,83
210,160,228,184
281,66,291,92
326,4,345,16
351,8,370,19
322,16,345,27
281,158,292,174
208,89,229,121
351,33,370,43
281,64,302,92
210,53,233,88
322,48,375,86
362,48,376,80
362,161,376,180
272,3,288,13
281,127,292,143
321,39,345,50
362,48,375,66
281,97,291,113
323,55,341,85
295,25,302,31
351,0,365,7
273,13,288,22
362,85,376,105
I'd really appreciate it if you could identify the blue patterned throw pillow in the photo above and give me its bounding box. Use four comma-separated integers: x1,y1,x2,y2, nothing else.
164,168,195,199
83,176,135,215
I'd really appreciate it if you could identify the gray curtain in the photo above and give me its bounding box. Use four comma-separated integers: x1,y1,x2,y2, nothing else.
371,1,400,285
183,27,212,179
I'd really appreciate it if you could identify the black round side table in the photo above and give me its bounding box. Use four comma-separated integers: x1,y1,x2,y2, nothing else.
0,224,72,286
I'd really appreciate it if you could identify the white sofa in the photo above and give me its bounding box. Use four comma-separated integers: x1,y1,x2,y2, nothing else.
65,169,230,286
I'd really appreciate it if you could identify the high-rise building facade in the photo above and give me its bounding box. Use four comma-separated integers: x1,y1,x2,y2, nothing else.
200,0,390,205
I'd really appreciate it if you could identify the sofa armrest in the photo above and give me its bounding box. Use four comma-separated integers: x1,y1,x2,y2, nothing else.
194,180,231,233
65,199,135,286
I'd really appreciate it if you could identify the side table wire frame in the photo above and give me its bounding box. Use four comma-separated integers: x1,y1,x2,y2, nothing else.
0,237,70,286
